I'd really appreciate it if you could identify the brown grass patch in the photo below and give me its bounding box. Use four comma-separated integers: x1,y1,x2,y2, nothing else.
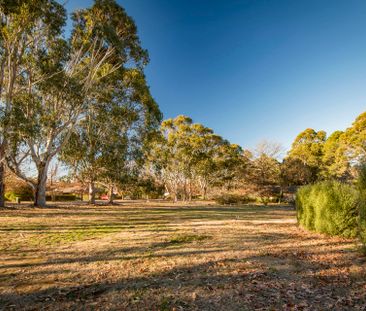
0,201,365,310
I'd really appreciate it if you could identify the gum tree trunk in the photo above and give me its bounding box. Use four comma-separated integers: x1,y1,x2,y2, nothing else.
202,186,207,200
88,181,96,204
0,161,5,208
107,185,114,204
34,161,49,207
188,180,192,201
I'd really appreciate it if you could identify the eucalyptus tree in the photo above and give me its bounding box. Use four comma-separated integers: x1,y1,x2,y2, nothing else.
251,142,282,186
0,0,65,206
322,130,350,180
343,112,366,165
61,69,161,204
213,142,246,192
148,116,193,202
287,128,327,182
188,124,224,199
148,115,244,200
6,0,152,207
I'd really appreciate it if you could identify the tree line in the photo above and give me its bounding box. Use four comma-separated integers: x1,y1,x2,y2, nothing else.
143,112,366,202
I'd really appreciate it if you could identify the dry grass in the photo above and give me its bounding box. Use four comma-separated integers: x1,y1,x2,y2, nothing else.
0,201,365,310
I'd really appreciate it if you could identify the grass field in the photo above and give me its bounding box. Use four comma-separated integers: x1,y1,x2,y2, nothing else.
0,201,365,310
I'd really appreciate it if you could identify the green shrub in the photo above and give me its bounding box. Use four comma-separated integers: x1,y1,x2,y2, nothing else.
5,191,33,202
296,185,315,230
359,194,366,254
214,194,252,205
357,165,366,253
296,181,358,238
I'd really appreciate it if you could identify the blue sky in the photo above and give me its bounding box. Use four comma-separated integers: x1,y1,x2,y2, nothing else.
64,0,366,150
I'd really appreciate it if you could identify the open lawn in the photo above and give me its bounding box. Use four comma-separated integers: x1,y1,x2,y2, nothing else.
0,201,365,310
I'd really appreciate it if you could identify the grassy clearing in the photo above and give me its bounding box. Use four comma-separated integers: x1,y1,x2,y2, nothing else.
0,201,365,310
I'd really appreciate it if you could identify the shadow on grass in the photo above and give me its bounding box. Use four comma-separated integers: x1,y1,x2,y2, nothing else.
2,203,363,310
1,251,365,311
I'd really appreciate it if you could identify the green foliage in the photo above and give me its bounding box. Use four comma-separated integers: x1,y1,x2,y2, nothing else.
5,191,33,202
322,131,350,179
359,204,366,254
148,115,245,201
122,178,164,200
296,181,359,238
343,112,366,163
2,0,160,207
356,165,366,253
287,128,326,183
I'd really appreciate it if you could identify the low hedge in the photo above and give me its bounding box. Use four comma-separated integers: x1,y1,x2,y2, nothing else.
296,181,362,239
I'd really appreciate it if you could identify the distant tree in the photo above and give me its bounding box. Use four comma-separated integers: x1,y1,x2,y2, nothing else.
148,115,242,201
287,128,326,182
61,69,161,204
213,143,246,192
322,130,350,180
343,112,366,165
250,141,282,186
280,158,314,186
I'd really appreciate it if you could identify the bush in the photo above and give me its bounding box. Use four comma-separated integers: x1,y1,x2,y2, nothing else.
359,193,366,254
357,165,366,253
5,191,33,202
214,194,252,205
296,181,359,238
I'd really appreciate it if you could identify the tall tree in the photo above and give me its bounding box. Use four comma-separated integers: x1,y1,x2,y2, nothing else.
148,116,193,202
61,69,161,204
0,0,65,206
6,0,151,207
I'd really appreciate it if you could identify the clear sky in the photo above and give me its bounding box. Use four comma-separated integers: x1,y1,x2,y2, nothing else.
64,0,366,150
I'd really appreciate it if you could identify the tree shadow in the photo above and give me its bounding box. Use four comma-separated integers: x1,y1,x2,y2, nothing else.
1,250,365,311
